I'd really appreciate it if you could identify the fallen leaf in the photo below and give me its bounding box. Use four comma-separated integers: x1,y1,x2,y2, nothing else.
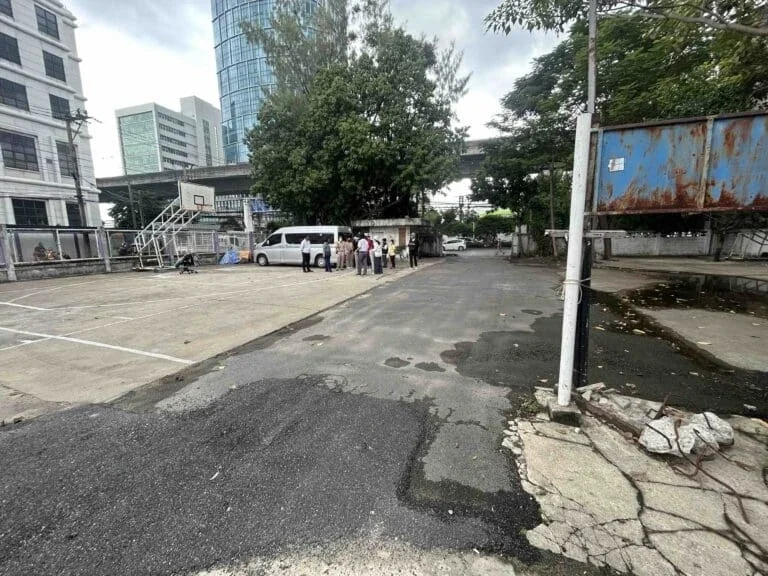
696,342,712,346
632,329,646,335
594,326,606,331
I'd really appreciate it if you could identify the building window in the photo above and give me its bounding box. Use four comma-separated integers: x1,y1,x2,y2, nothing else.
65,202,82,227
160,145,188,158
56,141,76,177
0,77,28,110
159,134,186,147
0,0,12,18
43,51,66,82
159,123,186,138
0,130,38,171
49,94,69,120
12,199,48,226
35,5,59,39
0,32,20,65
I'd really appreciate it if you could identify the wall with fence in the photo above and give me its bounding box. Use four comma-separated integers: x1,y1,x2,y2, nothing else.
0,226,254,283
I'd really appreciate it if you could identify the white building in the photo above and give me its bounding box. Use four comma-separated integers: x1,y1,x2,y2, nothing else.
116,96,224,175
0,0,99,227
180,96,224,168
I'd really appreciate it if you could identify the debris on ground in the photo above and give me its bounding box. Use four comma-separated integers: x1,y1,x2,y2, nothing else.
504,384,768,576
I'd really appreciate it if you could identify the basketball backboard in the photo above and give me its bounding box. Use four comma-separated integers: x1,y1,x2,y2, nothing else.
179,182,215,213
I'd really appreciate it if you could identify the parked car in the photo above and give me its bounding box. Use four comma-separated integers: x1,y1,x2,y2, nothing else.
443,238,467,252
254,226,352,268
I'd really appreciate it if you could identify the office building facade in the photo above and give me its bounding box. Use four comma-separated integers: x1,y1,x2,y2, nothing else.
212,0,322,164
116,97,223,175
0,0,99,227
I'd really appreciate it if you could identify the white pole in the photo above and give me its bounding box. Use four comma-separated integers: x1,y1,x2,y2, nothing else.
557,113,592,406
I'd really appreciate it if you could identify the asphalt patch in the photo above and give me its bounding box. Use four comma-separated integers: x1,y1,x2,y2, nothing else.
451,309,767,416
439,342,473,366
384,357,410,369
303,334,331,342
414,362,446,373
0,378,509,576
397,414,542,562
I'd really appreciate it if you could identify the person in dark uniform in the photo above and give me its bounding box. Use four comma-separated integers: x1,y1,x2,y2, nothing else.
408,234,419,268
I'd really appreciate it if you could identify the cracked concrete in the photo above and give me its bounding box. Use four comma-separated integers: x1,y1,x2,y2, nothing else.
509,411,768,576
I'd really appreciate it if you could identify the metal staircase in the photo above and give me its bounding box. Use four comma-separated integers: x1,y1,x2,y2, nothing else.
727,229,768,260
133,198,202,270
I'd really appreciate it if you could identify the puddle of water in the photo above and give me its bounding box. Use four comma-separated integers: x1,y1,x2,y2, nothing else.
621,275,768,320
385,357,410,369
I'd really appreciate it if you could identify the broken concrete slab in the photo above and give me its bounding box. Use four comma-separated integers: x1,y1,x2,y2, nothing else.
649,529,754,576
639,416,695,456
691,412,734,446
576,382,605,393
577,392,662,437
513,405,768,576
547,401,581,427
533,388,556,409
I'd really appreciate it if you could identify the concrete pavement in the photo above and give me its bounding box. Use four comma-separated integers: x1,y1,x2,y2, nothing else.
0,261,432,423
2,250,766,575
510,393,768,576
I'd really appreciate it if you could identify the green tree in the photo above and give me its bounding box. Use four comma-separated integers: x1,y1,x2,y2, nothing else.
486,0,768,37
247,5,468,224
108,190,168,229
474,212,515,243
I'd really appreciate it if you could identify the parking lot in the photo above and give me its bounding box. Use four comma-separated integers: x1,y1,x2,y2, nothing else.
0,262,430,422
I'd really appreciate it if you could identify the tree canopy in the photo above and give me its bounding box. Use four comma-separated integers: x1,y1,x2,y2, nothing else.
486,0,768,37
472,0,768,250
246,1,468,225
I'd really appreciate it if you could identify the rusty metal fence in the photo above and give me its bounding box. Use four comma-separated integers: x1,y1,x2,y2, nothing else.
594,111,768,214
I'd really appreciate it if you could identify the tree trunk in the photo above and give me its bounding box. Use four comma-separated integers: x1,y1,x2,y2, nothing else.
549,165,558,258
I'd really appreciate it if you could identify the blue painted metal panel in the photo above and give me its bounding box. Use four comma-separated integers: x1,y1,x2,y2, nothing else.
594,112,768,214
706,115,768,210
596,121,707,213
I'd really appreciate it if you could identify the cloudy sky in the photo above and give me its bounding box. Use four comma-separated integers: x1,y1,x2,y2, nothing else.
67,0,558,204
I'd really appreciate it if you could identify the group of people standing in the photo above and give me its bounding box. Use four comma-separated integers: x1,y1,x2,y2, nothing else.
313,233,420,275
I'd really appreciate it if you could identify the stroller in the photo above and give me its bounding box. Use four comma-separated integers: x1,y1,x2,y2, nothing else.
174,253,198,274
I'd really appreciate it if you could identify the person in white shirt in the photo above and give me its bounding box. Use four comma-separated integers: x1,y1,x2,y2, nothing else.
300,236,312,272
356,236,369,276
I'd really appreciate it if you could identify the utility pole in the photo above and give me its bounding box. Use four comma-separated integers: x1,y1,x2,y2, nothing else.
458,196,465,222
557,0,598,407
64,109,93,227
127,183,138,229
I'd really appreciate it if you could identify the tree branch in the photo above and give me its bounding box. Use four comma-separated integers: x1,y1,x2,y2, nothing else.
614,1,768,36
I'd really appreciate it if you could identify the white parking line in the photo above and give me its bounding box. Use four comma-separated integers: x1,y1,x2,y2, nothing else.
0,301,50,311
0,327,193,365
8,280,100,303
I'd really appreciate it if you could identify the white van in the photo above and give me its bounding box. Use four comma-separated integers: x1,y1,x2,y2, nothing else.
254,226,352,268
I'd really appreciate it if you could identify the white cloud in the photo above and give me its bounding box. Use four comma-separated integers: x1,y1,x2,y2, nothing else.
68,0,559,184
71,1,218,177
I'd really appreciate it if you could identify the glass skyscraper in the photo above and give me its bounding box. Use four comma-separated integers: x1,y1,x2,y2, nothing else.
212,0,322,164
